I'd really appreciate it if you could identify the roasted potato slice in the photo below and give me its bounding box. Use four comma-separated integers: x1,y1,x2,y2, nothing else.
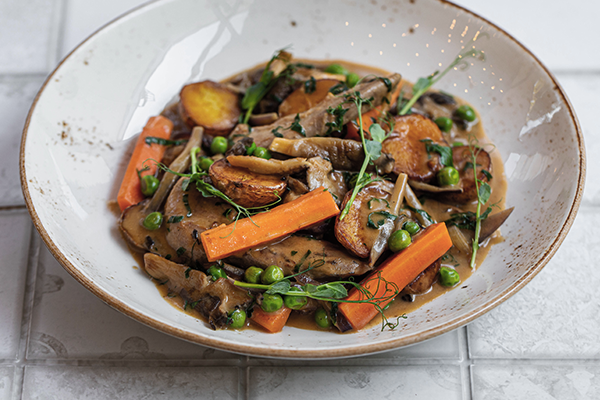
438,145,492,204
382,114,448,182
335,180,394,259
179,80,241,135
278,79,343,117
208,159,287,208
403,258,442,295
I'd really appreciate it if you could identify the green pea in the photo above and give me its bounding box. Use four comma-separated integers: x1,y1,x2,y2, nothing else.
253,146,272,160
388,229,411,252
439,266,460,287
346,72,360,88
228,309,246,329
455,105,476,122
199,157,214,171
140,175,160,197
324,63,349,76
245,142,257,156
284,287,308,310
437,166,460,186
402,221,420,236
244,266,264,284
207,265,227,281
261,293,283,313
142,212,163,230
210,136,228,154
314,308,332,329
261,265,284,284
434,116,453,133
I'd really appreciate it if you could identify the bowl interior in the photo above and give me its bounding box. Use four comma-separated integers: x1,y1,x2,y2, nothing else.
21,0,583,358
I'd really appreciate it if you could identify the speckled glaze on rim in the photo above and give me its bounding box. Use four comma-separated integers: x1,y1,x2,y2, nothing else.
20,0,584,359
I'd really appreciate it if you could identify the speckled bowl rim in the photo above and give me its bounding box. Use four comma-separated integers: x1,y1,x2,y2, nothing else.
20,0,585,359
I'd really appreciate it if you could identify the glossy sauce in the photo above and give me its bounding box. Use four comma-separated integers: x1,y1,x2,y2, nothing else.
146,59,508,332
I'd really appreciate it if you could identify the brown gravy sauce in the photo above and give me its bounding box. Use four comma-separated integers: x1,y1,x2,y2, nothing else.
144,59,508,332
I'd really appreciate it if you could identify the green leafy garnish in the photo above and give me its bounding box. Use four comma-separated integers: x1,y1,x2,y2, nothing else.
144,137,188,146
290,114,306,137
367,211,397,229
399,44,485,115
468,135,492,268
367,198,390,209
304,76,317,94
420,139,454,167
405,206,434,225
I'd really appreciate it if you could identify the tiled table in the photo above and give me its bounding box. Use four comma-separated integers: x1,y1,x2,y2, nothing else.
1,1,598,398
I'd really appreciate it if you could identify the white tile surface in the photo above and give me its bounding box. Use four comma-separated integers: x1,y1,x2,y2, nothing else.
452,1,600,71
472,364,600,400
28,245,239,361
60,0,150,59
554,73,600,206
22,366,240,399
0,75,46,207
0,0,60,74
0,367,13,400
0,210,31,360
248,365,463,399
468,208,600,358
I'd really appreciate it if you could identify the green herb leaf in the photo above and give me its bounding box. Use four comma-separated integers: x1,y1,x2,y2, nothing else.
329,82,348,95
478,182,491,204
367,211,397,229
369,123,387,143
482,169,493,180
364,140,382,161
290,114,306,137
266,279,291,295
145,137,188,146
167,216,184,223
406,206,434,224
294,250,312,273
367,198,390,209
421,139,454,167
304,76,317,94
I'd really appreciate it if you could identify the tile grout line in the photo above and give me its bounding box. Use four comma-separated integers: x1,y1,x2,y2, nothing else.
458,326,473,400
12,226,41,400
48,0,67,70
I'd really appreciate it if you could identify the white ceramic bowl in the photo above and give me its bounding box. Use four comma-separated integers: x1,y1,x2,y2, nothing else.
20,0,584,358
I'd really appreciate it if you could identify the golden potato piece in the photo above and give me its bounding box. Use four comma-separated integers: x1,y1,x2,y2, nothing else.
179,81,241,136
382,114,448,182
438,145,492,204
334,181,394,259
208,159,287,208
278,79,341,117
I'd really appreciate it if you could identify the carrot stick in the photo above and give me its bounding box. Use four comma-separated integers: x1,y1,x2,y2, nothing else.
117,116,173,211
251,306,292,333
338,222,452,331
200,187,340,261
345,83,402,140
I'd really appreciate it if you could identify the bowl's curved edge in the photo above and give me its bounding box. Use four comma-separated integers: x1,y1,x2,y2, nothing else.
19,0,586,359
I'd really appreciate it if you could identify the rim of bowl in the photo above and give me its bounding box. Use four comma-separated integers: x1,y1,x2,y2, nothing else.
19,0,586,359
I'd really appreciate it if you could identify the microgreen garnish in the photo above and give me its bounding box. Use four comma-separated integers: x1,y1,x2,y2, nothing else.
399,44,485,115
420,139,454,167
339,91,389,220
467,135,493,268
325,104,350,135
241,48,290,124
290,114,306,137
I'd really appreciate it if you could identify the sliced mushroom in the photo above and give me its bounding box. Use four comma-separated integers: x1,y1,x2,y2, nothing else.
305,157,348,206
248,112,279,126
226,155,309,175
408,180,463,194
479,207,514,243
208,158,287,208
118,127,203,258
269,137,394,174
230,73,402,148
403,259,442,295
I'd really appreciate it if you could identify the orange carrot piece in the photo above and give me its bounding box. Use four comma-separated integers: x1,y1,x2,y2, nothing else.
345,83,402,140
117,116,173,211
338,223,452,331
251,306,292,333
200,187,340,261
